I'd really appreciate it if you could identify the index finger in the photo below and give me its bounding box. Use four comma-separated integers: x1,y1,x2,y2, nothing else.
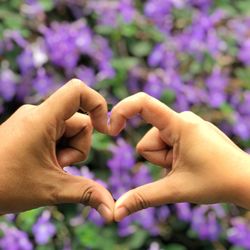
109,92,181,144
39,79,108,133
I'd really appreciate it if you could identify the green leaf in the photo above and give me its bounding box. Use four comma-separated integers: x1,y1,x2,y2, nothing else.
121,23,137,37
16,208,43,232
0,229,4,238
112,57,140,70
126,230,148,249
219,103,234,115
3,15,24,30
92,132,111,150
95,25,114,36
39,0,55,11
10,0,22,9
130,41,152,57
229,247,245,250
235,68,250,88
164,243,187,250
161,90,176,106
75,223,100,248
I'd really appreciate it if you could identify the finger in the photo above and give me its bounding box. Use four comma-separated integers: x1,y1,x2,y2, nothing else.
114,175,183,221
56,173,115,222
109,93,180,145
57,113,93,167
136,127,173,168
39,79,108,133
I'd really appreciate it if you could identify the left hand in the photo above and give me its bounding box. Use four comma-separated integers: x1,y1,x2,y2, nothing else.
0,79,114,222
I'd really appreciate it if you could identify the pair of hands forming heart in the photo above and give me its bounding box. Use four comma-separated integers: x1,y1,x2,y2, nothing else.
0,79,249,222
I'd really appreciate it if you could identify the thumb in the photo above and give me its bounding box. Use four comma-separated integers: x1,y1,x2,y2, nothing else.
114,174,184,222
56,173,115,222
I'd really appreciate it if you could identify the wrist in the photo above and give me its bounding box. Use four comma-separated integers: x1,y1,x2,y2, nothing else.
228,152,250,209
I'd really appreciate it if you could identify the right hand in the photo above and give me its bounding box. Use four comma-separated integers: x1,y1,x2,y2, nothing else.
109,93,250,221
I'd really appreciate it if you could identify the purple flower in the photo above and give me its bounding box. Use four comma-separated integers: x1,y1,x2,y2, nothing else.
175,203,192,222
0,224,32,250
118,0,135,23
238,39,250,66
32,210,56,245
86,1,118,27
108,138,135,172
233,114,250,140
0,68,17,101
75,67,96,87
64,166,95,179
227,217,250,249
118,216,135,237
191,205,224,241
32,68,55,97
17,48,34,75
157,206,170,222
88,209,105,227
143,73,165,99
135,208,159,235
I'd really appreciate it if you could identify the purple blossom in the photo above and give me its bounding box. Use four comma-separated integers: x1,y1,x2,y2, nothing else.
17,48,34,75
32,68,55,97
75,66,96,87
175,203,192,222
88,209,105,227
238,39,250,66
191,205,225,241
143,73,165,99
108,138,135,173
64,166,95,179
32,210,56,245
118,0,135,23
0,68,17,101
0,224,32,250
227,217,250,249
157,206,170,222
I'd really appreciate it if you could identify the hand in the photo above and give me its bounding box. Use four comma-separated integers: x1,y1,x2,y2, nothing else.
109,93,250,221
0,79,114,222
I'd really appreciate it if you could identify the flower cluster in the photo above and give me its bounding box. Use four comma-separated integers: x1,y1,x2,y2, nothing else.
1,0,250,249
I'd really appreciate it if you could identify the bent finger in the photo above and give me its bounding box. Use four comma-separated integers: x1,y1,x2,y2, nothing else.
109,93,181,145
57,113,93,167
39,79,108,133
136,127,173,168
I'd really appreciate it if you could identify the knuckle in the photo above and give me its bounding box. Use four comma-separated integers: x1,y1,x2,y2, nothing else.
180,111,195,118
135,92,148,102
132,190,149,211
68,78,83,90
80,183,96,205
84,117,93,132
17,105,39,125
136,142,145,154
112,106,125,118
179,111,202,127
18,104,35,113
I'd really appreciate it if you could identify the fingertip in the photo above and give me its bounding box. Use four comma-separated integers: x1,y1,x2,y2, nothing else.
97,203,114,223
114,206,129,222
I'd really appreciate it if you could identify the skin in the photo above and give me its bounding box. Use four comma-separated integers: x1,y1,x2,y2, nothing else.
1,82,250,223
108,92,250,222
0,79,114,222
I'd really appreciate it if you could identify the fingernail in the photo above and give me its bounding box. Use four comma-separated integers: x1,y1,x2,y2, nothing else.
97,204,112,222
115,206,129,222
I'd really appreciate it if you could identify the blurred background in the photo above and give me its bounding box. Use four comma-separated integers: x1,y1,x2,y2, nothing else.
0,0,250,249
